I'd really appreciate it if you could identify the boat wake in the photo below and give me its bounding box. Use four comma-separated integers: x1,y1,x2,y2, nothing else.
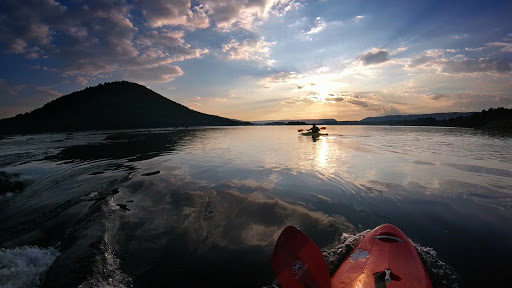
0,246,59,288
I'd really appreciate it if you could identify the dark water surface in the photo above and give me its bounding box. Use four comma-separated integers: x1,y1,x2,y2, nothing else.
1,126,511,287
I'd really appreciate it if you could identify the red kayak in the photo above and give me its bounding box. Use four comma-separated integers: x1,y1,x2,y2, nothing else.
331,224,433,288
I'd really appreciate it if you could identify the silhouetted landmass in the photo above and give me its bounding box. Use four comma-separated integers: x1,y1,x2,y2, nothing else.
314,108,511,132
264,122,286,125
357,108,512,132
286,121,308,125
0,81,250,135
252,119,336,125
360,112,474,123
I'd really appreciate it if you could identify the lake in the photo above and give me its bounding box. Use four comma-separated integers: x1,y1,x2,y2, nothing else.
1,126,511,287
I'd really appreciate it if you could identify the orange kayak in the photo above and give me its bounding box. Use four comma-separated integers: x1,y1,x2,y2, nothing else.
331,224,433,288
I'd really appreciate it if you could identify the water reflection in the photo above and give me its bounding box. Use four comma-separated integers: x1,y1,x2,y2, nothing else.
1,126,511,287
111,173,355,287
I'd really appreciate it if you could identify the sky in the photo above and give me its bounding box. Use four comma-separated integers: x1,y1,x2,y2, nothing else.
0,0,511,121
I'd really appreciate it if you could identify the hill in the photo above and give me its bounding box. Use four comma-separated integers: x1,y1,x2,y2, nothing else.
0,81,250,134
360,112,474,123
251,118,337,125
358,108,512,132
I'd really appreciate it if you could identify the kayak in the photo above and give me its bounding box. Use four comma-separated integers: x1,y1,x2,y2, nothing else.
331,224,433,288
300,132,328,136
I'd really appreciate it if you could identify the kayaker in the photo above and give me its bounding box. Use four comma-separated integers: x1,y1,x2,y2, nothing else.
307,124,320,134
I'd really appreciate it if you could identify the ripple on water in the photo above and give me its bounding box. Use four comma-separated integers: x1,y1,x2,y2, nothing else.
0,246,60,288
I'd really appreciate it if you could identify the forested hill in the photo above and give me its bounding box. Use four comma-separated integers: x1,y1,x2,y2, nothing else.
361,107,512,132
0,81,250,135
360,112,474,123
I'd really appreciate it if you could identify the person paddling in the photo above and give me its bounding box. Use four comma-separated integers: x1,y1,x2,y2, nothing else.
307,124,320,134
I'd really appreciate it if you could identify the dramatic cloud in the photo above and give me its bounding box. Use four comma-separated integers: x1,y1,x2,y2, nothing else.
0,0,209,82
135,30,209,64
202,0,297,31
138,0,209,30
360,50,389,66
222,38,275,64
0,0,67,58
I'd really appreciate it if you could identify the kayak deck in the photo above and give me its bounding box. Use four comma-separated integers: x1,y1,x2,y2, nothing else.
331,224,432,288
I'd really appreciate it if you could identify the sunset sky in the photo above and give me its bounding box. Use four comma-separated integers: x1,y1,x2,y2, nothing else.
1,0,511,121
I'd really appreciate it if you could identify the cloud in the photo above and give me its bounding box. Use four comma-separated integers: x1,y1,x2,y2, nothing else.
324,96,344,102
259,71,300,88
406,48,512,75
408,56,435,68
441,58,512,74
316,66,330,73
201,0,297,31
35,86,62,102
360,50,389,66
281,92,320,104
378,105,402,115
264,72,298,83
0,79,23,99
123,65,184,82
485,42,512,53
433,92,512,111
465,42,512,53
0,0,67,58
353,15,364,22
138,0,209,30
75,77,88,86
222,37,275,64
451,34,469,40
428,93,448,101
344,98,368,107
306,17,326,35
135,29,210,64
0,81,61,117
0,0,209,83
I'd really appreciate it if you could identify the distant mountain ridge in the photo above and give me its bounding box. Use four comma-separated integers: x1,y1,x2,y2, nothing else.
360,112,475,123
253,113,477,125
251,118,337,125
0,81,249,135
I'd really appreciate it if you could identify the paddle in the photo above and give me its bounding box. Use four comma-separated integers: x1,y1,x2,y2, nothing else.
297,127,326,132
271,226,331,288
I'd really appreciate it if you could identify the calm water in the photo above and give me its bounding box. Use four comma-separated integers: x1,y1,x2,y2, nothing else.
1,126,511,287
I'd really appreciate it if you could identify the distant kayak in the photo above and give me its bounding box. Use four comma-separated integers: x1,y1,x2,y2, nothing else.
300,132,328,136
331,224,433,288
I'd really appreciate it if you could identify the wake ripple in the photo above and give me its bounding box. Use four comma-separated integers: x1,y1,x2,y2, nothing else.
0,246,59,288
